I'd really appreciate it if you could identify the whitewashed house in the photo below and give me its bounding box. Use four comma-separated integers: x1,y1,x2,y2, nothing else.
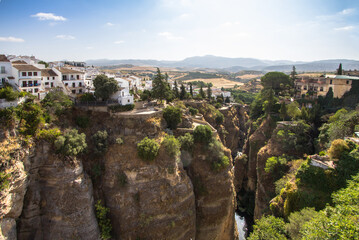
54,67,86,95
41,69,60,89
0,55,13,87
111,78,134,105
11,63,44,98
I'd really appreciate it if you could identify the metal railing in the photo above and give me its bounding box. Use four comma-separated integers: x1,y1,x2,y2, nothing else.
74,100,118,106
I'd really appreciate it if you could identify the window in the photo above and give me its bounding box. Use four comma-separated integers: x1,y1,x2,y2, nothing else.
71,75,74,79
347,80,350,84
304,86,307,90
34,72,37,76
34,80,38,86
72,83,75,87
77,75,80,80
320,87,323,91
28,72,32,76
65,83,68,86
45,82,49,85
22,72,26,77
63,75,67,80
72,90,76,94
0,66,5,74
29,89,33,93
34,88,38,93
330,80,333,84
128,99,130,103
53,77,55,80
79,89,82,93
51,83,54,87
79,82,82,87
48,77,50,80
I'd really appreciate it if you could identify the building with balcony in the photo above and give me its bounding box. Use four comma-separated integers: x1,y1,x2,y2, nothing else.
54,67,86,95
11,63,44,97
41,69,60,89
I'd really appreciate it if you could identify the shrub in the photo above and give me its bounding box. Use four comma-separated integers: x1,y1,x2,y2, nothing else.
208,139,230,171
265,155,288,180
37,128,62,143
193,125,212,144
54,129,87,156
137,137,160,161
115,137,124,145
215,112,224,125
92,130,108,155
41,89,73,116
0,86,19,101
188,107,198,116
328,139,350,160
214,102,222,109
0,107,16,128
248,215,287,240
108,104,134,112
178,133,194,152
162,135,181,158
163,106,182,130
95,200,112,240
79,93,96,102
286,208,319,240
16,102,45,136
0,172,10,192
76,115,90,128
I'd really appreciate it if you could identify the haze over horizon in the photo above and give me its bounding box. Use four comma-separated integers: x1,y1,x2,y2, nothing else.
1,0,359,62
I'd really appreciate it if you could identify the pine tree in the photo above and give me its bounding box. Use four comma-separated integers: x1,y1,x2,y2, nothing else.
207,84,212,100
180,84,187,100
152,68,171,102
337,63,343,75
173,80,179,98
199,86,206,99
290,66,297,82
189,83,193,97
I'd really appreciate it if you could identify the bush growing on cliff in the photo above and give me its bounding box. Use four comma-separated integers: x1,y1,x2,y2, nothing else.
16,101,45,136
163,106,182,130
76,115,90,128
37,128,62,143
327,139,349,160
215,112,224,125
193,125,212,144
95,200,112,240
208,139,230,171
54,129,87,156
188,107,198,116
162,135,181,158
178,133,194,152
0,171,10,192
137,137,160,161
41,89,73,117
248,215,287,240
92,130,108,155
285,208,319,240
265,155,288,180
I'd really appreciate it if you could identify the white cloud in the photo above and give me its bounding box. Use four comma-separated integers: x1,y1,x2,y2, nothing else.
179,13,190,19
31,12,67,21
114,40,125,44
0,36,25,42
334,26,355,31
158,32,183,40
339,8,355,15
86,46,94,50
55,35,75,40
106,22,114,26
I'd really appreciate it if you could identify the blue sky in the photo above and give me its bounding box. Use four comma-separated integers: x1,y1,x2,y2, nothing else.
0,0,359,61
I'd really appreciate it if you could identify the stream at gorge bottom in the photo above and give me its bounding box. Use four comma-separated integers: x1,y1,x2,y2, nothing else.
235,211,254,239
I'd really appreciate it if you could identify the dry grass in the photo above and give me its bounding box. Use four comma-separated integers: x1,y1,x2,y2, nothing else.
236,74,262,79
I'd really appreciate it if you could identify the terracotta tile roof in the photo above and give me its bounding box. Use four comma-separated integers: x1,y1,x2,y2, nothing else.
0,54,10,62
41,69,58,77
11,60,27,64
55,67,84,74
8,77,15,79
12,64,41,71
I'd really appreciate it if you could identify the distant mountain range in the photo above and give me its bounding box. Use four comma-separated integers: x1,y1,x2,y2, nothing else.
86,55,359,73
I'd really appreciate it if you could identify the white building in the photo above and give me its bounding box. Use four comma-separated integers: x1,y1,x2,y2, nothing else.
110,77,134,105
11,63,44,98
0,55,13,87
41,69,60,89
54,67,86,95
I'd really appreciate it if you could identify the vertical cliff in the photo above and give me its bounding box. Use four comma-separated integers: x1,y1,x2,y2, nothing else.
17,142,100,240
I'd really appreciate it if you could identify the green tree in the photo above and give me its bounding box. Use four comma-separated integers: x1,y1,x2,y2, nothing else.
262,88,277,115
173,80,179,98
279,102,287,120
92,130,109,155
193,125,212,144
163,106,182,129
199,86,206,99
207,84,212,100
323,87,334,108
93,75,119,101
286,101,301,120
54,129,87,156
180,84,187,100
248,215,287,240
285,208,319,240
41,89,73,116
290,66,297,82
137,137,160,161
189,83,193,97
162,135,181,158
337,63,343,75
38,61,49,68
225,96,230,103
152,68,171,102
261,72,293,95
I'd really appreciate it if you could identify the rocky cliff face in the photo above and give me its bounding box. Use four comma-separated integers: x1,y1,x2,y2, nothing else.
17,142,100,240
188,145,237,240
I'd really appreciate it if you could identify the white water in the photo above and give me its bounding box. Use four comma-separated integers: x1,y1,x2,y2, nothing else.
235,212,247,240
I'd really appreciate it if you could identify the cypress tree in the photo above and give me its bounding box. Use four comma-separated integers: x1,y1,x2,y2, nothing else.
207,84,212,100
200,86,206,99
173,80,179,98
337,63,343,75
189,83,193,97
180,84,186,100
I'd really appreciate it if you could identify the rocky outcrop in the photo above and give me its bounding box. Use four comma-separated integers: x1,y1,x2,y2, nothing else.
188,144,237,240
102,142,196,240
17,143,100,240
